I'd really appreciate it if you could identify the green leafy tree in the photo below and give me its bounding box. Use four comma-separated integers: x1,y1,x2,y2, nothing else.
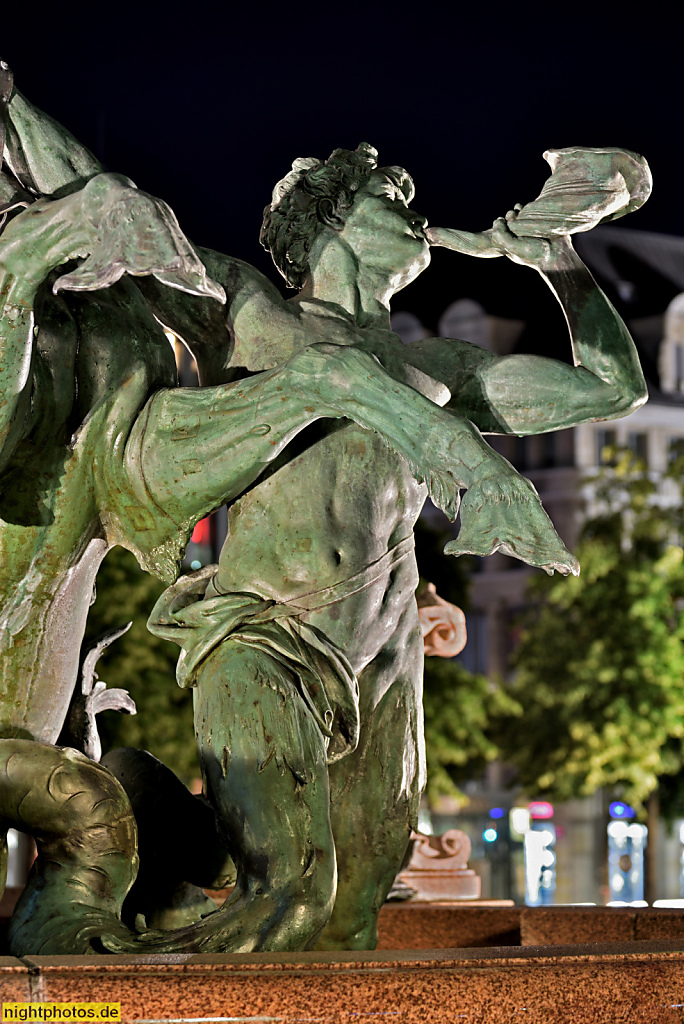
415,510,521,804
499,448,684,816
423,655,521,804
83,547,199,782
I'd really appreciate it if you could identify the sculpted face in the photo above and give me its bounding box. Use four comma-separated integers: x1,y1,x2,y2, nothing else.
338,169,431,291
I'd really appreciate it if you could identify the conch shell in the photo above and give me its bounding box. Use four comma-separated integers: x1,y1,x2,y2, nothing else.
511,146,652,238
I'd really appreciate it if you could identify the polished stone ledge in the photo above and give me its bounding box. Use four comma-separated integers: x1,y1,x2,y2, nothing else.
0,942,683,1023
377,901,684,949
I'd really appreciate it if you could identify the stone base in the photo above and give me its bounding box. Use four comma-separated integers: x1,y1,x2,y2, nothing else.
378,902,684,949
2,898,684,1020
378,901,520,949
396,866,481,901
2,943,684,1022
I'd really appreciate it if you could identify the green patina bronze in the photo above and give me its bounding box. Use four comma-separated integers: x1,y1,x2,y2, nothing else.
0,63,649,953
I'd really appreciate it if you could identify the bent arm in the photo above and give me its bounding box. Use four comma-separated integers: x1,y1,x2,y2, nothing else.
408,232,647,435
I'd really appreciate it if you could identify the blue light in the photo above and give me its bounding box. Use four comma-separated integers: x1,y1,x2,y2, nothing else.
483,828,498,843
609,801,635,820
489,807,505,819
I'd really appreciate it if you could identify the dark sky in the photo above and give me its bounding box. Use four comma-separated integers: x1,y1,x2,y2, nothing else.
5,4,682,334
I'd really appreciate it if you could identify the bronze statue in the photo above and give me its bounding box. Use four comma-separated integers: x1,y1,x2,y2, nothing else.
0,65,649,954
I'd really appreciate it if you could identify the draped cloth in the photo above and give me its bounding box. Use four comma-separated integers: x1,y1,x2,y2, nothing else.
147,536,415,764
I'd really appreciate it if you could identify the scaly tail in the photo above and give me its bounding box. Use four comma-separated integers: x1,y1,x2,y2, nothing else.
0,739,137,955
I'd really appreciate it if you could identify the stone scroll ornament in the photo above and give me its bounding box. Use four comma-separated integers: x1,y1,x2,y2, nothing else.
397,830,481,902
0,61,650,955
417,582,467,658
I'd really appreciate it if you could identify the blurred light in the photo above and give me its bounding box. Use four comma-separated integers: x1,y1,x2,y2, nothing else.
607,900,629,907
524,827,556,905
608,819,646,903
627,823,647,842
679,823,684,845
417,807,433,835
190,560,202,571
511,807,531,837
609,801,635,819
483,828,497,843
608,821,629,841
540,850,556,870
489,807,505,819
629,900,648,907
654,899,684,908
528,801,554,819
192,517,211,545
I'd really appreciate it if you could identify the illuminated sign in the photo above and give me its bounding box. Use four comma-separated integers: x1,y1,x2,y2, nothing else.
528,801,554,819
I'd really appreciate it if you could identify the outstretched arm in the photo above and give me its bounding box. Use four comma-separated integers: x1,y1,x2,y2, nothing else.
0,176,577,577
410,217,647,434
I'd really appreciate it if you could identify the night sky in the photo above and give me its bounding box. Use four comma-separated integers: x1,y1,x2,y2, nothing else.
4,5,682,339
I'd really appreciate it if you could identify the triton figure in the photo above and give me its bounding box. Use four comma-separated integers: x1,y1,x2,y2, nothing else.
0,67,648,953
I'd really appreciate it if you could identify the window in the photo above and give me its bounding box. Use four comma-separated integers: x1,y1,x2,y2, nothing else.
627,432,648,465
676,344,684,392
458,613,488,675
541,433,556,468
514,436,529,471
554,429,575,468
596,429,617,465
669,437,684,465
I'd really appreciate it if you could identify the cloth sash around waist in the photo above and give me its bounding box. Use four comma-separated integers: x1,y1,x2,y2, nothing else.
147,535,415,762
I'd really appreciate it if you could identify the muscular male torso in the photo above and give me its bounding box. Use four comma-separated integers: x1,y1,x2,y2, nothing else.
214,303,443,675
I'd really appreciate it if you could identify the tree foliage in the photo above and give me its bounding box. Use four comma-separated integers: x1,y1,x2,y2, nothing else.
83,547,199,782
498,448,684,814
415,508,520,804
423,655,521,804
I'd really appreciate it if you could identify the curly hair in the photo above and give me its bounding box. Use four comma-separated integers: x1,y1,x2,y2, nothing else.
260,142,414,290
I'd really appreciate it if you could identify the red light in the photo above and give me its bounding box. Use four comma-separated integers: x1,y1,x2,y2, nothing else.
528,801,554,819
191,517,211,545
